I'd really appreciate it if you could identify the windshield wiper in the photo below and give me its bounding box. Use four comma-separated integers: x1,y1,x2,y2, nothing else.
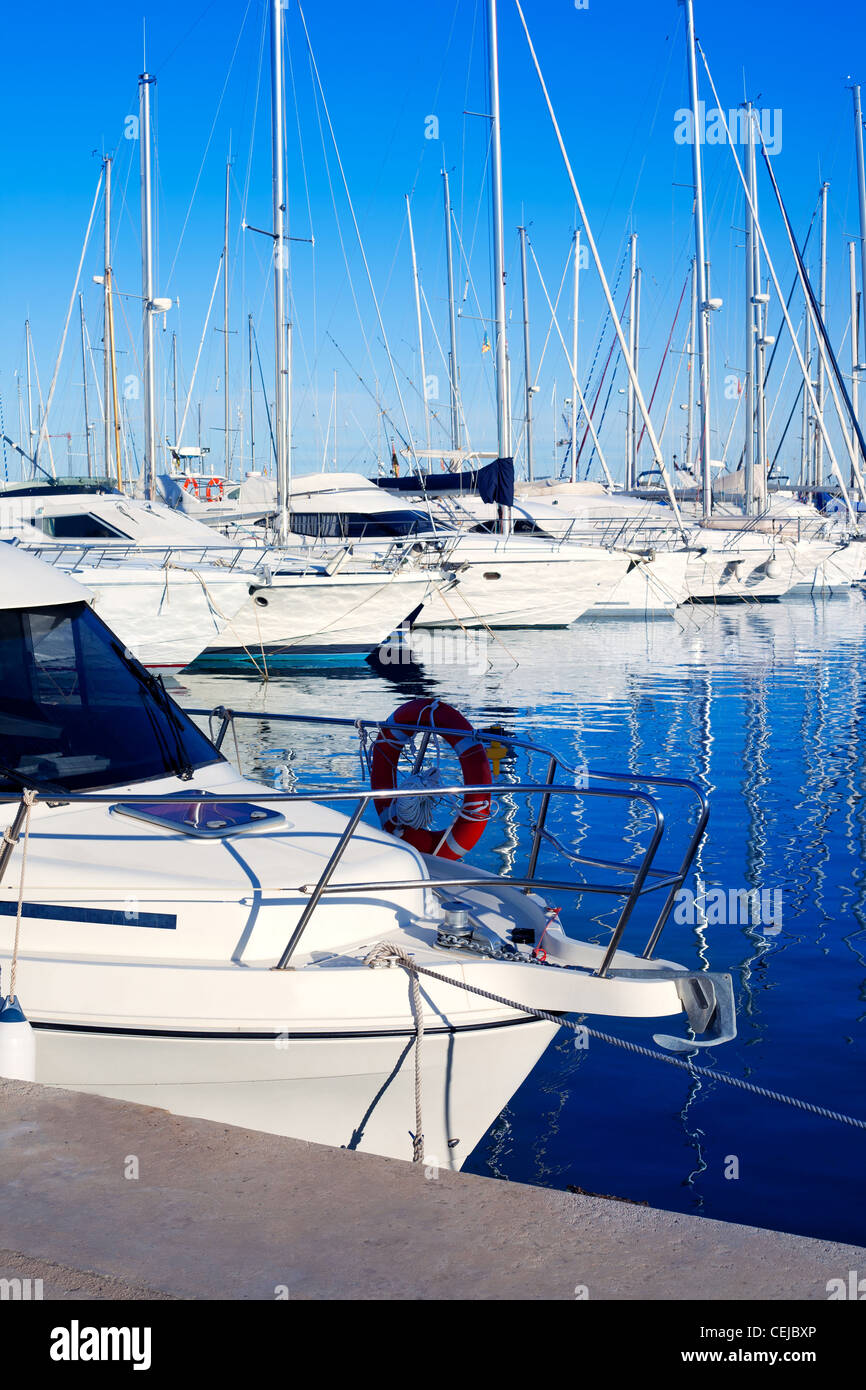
109,643,195,780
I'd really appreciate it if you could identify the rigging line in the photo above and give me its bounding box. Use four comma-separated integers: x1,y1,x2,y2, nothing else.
240,0,268,232
698,43,863,508
656,319,690,451
634,269,690,456
33,167,104,478
532,240,572,389
152,0,219,74
296,0,417,460
176,252,224,451
526,237,613,488
164,0,253,291
578,288,631,468
327,333,409,450
252,321,278,467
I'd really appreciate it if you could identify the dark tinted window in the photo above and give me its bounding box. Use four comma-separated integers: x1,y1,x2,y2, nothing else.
36,513,129,539
0,602,219,791
289,510,429,539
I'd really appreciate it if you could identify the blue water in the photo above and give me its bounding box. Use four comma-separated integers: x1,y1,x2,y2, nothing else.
180,594,866,1247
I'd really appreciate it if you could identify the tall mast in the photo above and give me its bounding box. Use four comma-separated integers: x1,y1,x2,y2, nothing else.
248,314,255,471
443,169,461,452
487,0,511,457
570,228,580,483
270,0,288,544
801,293,811,487
332,368,337,469
102,156,112,475
171,332,179,450
853,85,866,372
682,0,713,517
406,193,430,455
223,154,231,477
625,232,637,490
685,258,696,473
24,319,34,457
747,111,768,509
632,263,642,482
850,241,860,477
519,223,533,480
139,72,157,499
78,294,92,478
814,180,829,489
743,104,756,514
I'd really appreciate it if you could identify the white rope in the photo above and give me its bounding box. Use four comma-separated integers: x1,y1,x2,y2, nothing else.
363,942,425,1162
7,791,36,1003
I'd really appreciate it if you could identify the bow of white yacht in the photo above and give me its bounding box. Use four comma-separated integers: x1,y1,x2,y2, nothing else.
0,547,736,1168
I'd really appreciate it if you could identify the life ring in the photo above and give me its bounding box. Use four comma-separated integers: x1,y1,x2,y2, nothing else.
183,476,199,496
370,698,491,860
206,476,224,502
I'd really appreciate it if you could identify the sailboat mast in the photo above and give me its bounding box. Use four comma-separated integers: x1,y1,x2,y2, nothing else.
224,155,231,477
270,0,289,544
102,156,112,476
570,228,580,484
171,332,179,450
682,0,713,517
139,72,157,500
248,314,256,471
853,85,866,371
744,104,756,515
815,180,829,489
443,169,461,452
685,258,696,473
406,193,430,454
78,294,92,478
625,232,637,490
24,319,34,459
487,0,511,458
850,241,860,477
519,223,533,480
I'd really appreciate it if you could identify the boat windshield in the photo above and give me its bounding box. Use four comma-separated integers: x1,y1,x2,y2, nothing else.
0,601,219,793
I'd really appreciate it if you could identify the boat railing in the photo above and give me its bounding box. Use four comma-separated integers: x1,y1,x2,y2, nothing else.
0,709,707,977
197,706,708,972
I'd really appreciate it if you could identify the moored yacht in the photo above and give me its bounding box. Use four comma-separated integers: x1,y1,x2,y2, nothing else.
0,546,736,1167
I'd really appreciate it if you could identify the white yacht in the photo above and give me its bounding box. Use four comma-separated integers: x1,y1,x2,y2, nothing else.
266,472,636,629
0,547,736,1167
0,480,445,665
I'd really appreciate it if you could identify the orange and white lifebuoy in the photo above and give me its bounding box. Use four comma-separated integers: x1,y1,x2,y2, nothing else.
370,698,491,860
205,476,224,502
183,476,200,496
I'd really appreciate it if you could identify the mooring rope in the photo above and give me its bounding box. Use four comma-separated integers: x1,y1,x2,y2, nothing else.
6,790,36,1003
365,944,866,1161
364,942,425,1161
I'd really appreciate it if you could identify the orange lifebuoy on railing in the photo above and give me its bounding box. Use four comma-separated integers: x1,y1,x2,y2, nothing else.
183,476,199,496
205,476,224,502
370,698,491,860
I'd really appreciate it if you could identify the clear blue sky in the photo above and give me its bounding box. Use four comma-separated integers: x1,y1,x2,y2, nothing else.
1,0,864,484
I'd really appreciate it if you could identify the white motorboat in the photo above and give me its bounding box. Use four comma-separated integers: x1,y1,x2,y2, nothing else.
0,480,446,665
0,546,736,1168
269,471,635,629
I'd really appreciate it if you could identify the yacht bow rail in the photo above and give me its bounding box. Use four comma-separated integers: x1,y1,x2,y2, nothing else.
0,710,708,978
200,706,709,973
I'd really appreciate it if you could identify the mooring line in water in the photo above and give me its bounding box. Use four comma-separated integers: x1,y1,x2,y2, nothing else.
366,946,866,1147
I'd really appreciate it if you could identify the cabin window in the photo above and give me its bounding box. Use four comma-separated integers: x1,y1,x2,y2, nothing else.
0,602,219,792
34,513,130,540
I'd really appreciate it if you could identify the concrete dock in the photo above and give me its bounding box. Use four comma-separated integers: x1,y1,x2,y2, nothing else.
0,1079,862,1300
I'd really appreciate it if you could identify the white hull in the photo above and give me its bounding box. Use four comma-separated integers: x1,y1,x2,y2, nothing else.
205,570,440,655
62,563,253,669
33,1016,558,1170
586,549,691,617
414,543,633,628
